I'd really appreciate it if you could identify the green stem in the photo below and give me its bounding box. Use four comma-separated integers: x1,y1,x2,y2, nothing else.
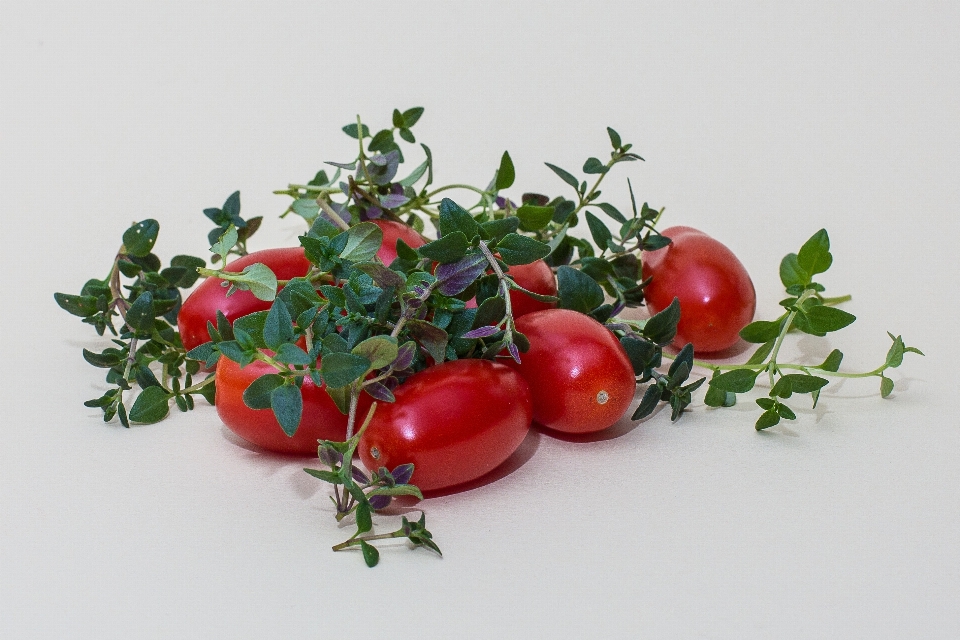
425,183,491,199
332,529,406,551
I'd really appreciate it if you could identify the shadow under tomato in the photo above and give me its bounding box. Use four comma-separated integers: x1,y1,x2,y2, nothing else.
419,427,542,499
220,425,319,461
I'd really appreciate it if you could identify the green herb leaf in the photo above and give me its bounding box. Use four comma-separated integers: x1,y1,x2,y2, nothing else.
770,374,829,398
54,293,99,318
544,163,580,192
799,305,856,334
797,229,832,277
632,384,662,420
321,353,371,388
819,349,843,372
126,291,156,333
339,223,383,263
271,383,303,436
607,127,622,149
880,375,895,398
755,409,781,430
779,253,809,288
352,335,399,370
556,266,604,314
264,300,295,351
418,232,469,264
496,151,515,190
584,211,613,251
438,198,481,239
582,157,608,174
739,319,783,344
123,219,160,257
243,373,284,410
642,298,681,347
709,369,760,393
128,386,171,423
495,233,551,266
360,540,380,568
516,205,554,232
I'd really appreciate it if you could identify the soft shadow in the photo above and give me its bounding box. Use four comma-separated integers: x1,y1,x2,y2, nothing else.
421,428,542,499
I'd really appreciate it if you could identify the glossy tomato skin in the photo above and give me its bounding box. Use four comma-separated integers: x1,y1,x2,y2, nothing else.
642,226,756,354
358,359,532,492
371,219,426,265
465,259,557,318
511,309,636,434
506,260,557,317
216,356,357,454
178,247,312,353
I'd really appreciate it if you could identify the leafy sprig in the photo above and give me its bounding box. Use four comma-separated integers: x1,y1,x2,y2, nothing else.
303,405,439,567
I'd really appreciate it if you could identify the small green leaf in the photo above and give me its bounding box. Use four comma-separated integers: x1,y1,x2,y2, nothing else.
406,319,448,364
703,383,736,407
123,219,160,257
352,335,399,370
211,225,239,263
797,229,832,277
819,349,843,372
607,127,622,149
779,253,809,288
642,298,681,347
544,162,580,191
263,300,295,351
495,233,551,266
880,376,894,398
709,369,760,393
516,205,554,232
291,198,320,224
303,468,343,484
243,374,284,410
126,291,156,333
582,157,608,174
584,211,613,251
234,263,278,301
356,501,373,534
401,106,424,128
556,266,604,314
437,198,481,239
739,319,783,344
885,335,905,368
274,343,312,366
800,305,856,334
54,293,99,317
632,384,662,420
128,386,171,423
746,340,776,365
755,409,781,430
271,384,303,437
596,202,627,224
360,540,380,567
776,403,797,420
418,232,469,264
320,353,371,388
496,151,515,190
339,223,383,263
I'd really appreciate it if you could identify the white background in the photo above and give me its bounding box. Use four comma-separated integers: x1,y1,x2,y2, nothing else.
2,1,958,638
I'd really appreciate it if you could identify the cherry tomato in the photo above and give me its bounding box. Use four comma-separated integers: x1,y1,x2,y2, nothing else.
641,226,756,353
510,308,636,434
358,359,532,492
465,258,557,318
215,356,359,455
371,218,426,265
506,259,557,317
178,247,312,353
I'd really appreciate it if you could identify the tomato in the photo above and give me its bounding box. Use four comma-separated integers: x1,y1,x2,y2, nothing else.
358,359,532,492
506,259,557,317
641,226,756,354
465,258,557,318
510,309,636,434
215,356,366,454
371,218,427,265
178,247,312,353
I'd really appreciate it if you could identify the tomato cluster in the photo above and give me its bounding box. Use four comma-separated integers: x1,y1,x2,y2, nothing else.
181,221,754,491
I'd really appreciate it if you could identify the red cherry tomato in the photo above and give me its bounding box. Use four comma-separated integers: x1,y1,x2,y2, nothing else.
178,247,312,353
215,356,360,455
358,359,532,492
465,258,557,318
510,308,636,434
506,259,557,317
642,226,756,354
370,218,426,265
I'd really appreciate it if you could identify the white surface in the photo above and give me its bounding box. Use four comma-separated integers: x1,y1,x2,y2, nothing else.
2,1,958,638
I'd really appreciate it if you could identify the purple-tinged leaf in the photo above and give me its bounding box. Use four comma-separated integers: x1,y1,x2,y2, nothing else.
379,193,410,209
436,254,488,296
364,381,396,403
368,494,392,510
352,465,370,484
461,325,500,339
392,341,417,370
507,342,521,364
392,463,414,485
363,206,383,219
319,446,343,468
